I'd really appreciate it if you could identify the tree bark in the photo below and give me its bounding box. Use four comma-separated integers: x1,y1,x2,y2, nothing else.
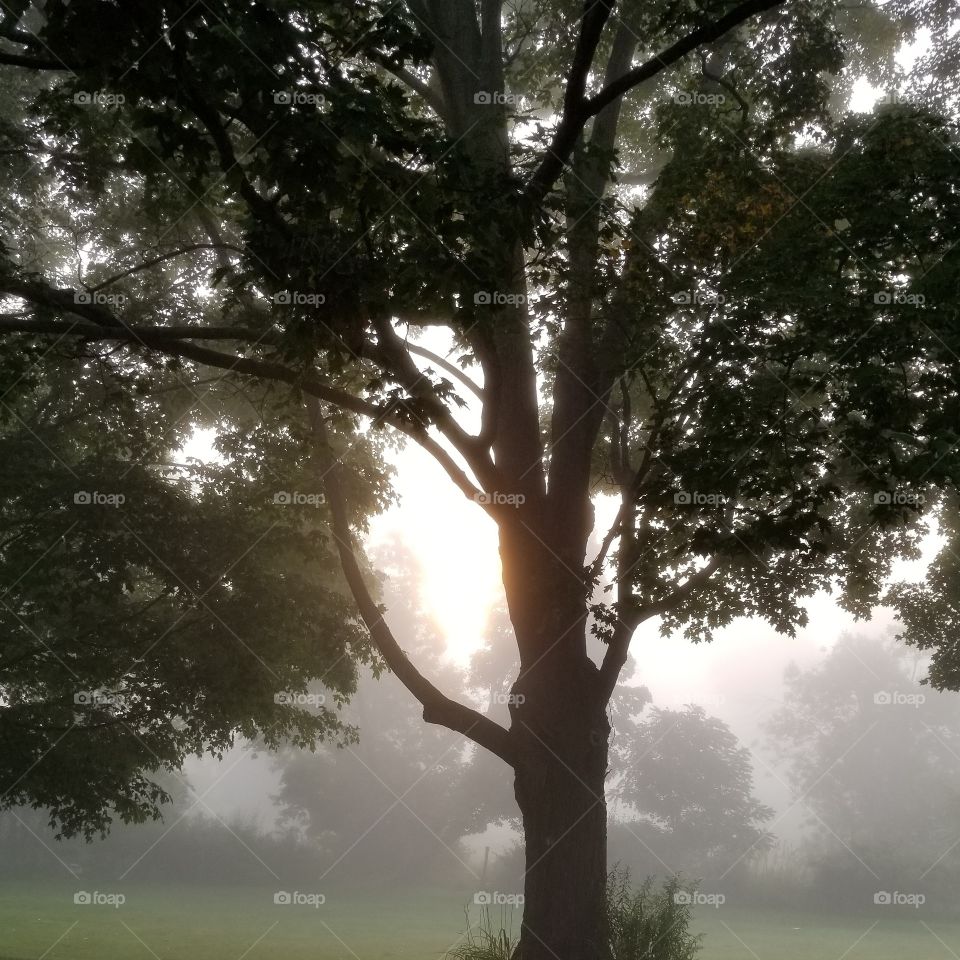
510,654,611,960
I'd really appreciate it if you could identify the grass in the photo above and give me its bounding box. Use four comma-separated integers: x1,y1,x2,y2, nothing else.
2,882,960,959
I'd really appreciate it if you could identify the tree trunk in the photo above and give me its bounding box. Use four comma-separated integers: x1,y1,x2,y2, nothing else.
511,659,611,960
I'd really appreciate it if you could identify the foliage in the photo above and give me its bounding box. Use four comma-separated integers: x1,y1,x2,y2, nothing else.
606,868,702,960
2,14,960,954
766,632,960,910
615,706,773,868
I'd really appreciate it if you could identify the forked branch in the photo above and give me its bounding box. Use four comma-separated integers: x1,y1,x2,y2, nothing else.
308,398,515,766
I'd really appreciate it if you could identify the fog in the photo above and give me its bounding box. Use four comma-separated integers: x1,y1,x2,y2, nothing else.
6,526,958,916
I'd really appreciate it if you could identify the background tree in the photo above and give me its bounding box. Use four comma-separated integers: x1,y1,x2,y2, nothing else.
613,705,773,876
3,1,960,957
766,632,960,910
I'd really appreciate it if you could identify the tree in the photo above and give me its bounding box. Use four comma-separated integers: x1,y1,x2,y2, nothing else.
766,632,960,908
615,705,773,872
2,1,960,956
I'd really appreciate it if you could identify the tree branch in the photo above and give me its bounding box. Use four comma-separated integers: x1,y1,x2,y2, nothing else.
308,398,514,765
88,243,245,292
527,0,786,198
405,342,484,400
0,50,71,69
0,314,492,510
598,555,724,700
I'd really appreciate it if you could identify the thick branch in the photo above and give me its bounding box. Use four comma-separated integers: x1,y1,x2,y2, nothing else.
0,314,491,509
308,399,514,765
528,0,786,198
0,50,70,69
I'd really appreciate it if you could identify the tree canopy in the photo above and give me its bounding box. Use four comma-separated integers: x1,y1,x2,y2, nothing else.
3,4,960,951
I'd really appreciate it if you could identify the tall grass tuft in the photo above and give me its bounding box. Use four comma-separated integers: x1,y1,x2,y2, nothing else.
446,904,516,960
446,869,701,960
607,866,702,960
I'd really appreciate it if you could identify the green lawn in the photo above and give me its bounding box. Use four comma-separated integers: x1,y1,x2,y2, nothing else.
2,883,959,959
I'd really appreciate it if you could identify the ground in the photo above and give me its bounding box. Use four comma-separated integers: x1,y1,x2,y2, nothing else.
1,883,959,958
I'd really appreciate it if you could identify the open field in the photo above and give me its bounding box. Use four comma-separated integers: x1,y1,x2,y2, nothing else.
2,883,960,959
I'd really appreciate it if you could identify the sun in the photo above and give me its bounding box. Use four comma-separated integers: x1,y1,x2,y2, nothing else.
371,442,502,662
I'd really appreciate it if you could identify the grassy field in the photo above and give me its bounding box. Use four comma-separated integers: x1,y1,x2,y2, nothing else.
2,882,960,959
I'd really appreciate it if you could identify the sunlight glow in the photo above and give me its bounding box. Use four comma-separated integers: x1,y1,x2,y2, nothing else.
371,442,503,662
